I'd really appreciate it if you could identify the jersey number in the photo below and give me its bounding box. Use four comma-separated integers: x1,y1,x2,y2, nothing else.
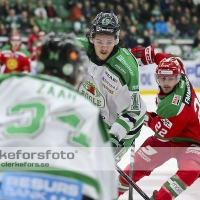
5,101,89,147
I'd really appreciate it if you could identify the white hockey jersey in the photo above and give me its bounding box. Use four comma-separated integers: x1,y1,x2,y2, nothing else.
0,73,117,200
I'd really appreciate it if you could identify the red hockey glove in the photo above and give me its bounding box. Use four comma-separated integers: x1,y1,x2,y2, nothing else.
131,45,155,66
143,111,157,127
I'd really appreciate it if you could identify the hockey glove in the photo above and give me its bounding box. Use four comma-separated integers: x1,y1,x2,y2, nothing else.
144,111,157,127
131,45,155,66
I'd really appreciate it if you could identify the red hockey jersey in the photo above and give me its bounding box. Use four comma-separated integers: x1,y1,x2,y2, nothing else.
0,45,31,73
149,53,200,145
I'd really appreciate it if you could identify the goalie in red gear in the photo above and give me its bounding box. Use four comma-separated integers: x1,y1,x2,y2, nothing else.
118,47,200,200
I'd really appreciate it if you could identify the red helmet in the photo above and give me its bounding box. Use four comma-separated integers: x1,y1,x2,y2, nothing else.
156,57,181,76
10,34,21,41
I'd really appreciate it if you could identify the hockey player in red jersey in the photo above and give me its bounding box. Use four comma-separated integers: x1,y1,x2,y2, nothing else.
0,34,31,73
118,45,200,200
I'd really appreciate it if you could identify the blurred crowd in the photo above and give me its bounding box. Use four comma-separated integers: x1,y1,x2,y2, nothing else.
0,0,200,60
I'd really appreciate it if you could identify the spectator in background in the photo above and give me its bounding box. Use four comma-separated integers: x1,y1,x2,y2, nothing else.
17,10,32,36
151,4,162,21
166,16,177,36
0,23,8,37
124,2,139,24
13,0,26,16
70,2,83,22
106,3,115,14
155,15,168,36
139,2,151,24
160,0,171,12
34,0,47,19
146,16,156,32
188,16,200,37
142,30,151,47
193,29,200,48
163,4,176,22
98,2,107,13
25,1,35,26
34,10,51,33
82,0,93,26
164,37,182,56
27,25,39,52
174,5,184,24
44,0,61,22
124,25,138,49
0,0,6,22
4,8,19,35
176,16,189,37
1,0,11,20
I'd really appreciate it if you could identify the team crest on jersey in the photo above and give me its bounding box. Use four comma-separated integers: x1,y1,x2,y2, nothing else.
172,94,181,106
79,81,105,108
6,58,18,70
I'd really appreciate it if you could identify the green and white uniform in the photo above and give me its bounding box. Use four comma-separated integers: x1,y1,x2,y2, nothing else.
78,38,147,154
0,73,117,200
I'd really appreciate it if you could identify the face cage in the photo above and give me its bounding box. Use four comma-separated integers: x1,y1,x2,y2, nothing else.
154,74,181,86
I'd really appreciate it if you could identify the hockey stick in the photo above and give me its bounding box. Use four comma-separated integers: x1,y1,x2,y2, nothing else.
116,164,150,200
128,140,135,200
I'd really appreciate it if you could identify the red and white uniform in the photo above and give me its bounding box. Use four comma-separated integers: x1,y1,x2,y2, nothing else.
0,45,31,73
118,53,200,200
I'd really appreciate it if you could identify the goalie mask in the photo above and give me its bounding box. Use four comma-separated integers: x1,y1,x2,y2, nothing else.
89,12,120,45
38,32,88,86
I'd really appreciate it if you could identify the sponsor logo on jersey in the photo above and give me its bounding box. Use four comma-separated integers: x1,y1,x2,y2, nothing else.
182,75,192,106
116,55,135,76
0,172,83,200
132,85,139,90
102,76,116,89
172,94,181,106
104,70,118,83
114,64,126,74
102,83,114,94
6,58,18,70
79,81,105,108
160,118,172,129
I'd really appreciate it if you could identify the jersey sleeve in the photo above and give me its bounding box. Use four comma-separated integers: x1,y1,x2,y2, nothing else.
109,49,147,140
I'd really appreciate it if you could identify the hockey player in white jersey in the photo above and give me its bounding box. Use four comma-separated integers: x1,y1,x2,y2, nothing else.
0,32,117,200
